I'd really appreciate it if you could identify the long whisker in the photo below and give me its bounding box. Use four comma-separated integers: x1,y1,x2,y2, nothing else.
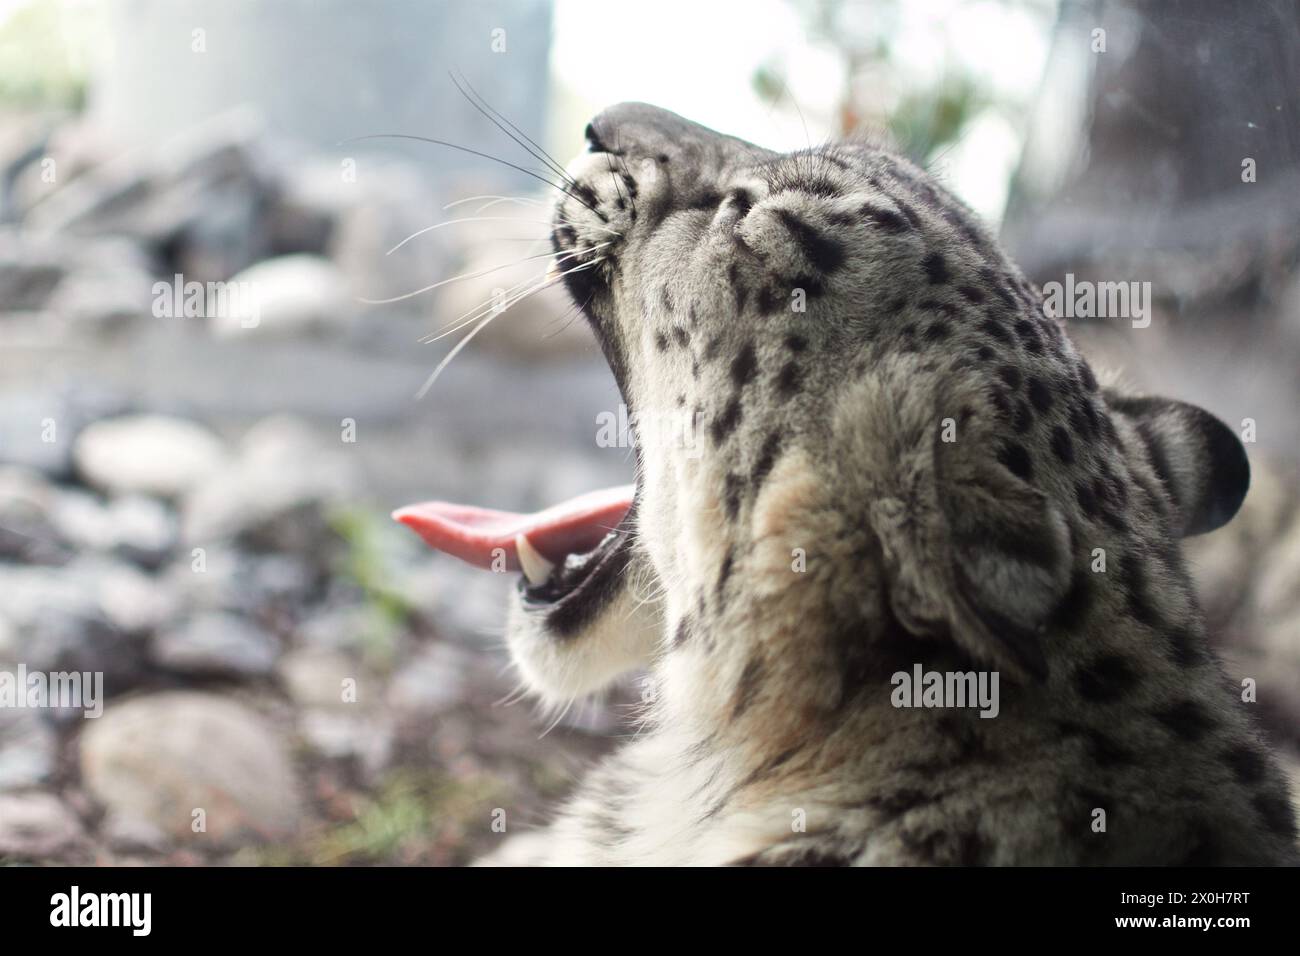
417,271,544,342
388,213,619,258
384,216,561,256
451,69,578,187
359,246,585,306
421,249,608,343
414,258,604,399
442,194,546,212
338,133,603,217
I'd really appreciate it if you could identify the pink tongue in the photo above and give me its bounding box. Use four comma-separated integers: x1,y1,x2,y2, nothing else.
391,484,635,571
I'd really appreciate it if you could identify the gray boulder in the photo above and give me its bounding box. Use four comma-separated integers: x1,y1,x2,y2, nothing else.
79,691,301,850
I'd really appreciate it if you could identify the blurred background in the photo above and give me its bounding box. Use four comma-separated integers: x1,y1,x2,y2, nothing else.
0,0,1296,865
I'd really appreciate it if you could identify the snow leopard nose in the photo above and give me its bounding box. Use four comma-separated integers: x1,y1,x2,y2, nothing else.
585,103,774,179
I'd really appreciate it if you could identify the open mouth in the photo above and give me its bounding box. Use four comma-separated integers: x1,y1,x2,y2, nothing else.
395,161,635,613
392,483,636,609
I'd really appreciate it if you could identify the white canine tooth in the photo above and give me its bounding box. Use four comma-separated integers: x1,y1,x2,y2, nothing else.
516,532,555,586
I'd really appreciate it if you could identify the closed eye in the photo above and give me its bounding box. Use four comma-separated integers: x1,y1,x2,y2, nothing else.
727,189,754,218
683,189,725,211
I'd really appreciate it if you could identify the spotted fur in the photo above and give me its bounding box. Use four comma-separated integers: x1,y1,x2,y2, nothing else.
486,104,1298,866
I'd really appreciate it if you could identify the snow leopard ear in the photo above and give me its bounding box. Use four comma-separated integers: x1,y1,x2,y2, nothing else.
932,446,1072,683
1104,393,1250,537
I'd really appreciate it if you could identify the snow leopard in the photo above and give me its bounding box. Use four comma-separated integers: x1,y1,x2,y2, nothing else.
396,103,1299,865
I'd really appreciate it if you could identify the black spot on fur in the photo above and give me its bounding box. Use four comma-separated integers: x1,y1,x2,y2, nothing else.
673,616,692,648
1026,376,1053,413
730,656,763,720
756,284,783,315
1179,825,1227,866
922,251,949,285
776,360,802,396
866,788,934,822
752,431,783,487
989,387,1012,422
727,261,748,313
1048,564,1093,633
1013,400,1034,434
1121,556,1163,629
1076,480,1098,519
1222,744,1267,784
730,342,757,387
1069,399,1095,439
1057,721,1134,768
774,208,845,272
1014,319,1043,353
1050,425,1075,464
1075,654,1140,702
654,332,669,352
1154,700,1217,742
702,334,722,363
957,284,986,304
1133,420,1176,509
716,549,734,598
893,197,923,229
672,326,690,349
710,396,743,444
723,473,744,521
997,365,1022,390
784,333,807,352
860,203,907,232
918,298,958,317
997,443,1033,481
1086,729,1135,767
1252,792,1298,839
923,321,950,341
660,286,674,314
1078,362,1098,392
981,317,1012,344
1165,625,1203,668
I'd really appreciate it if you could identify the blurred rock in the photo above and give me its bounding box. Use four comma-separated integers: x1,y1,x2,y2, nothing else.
278,647,359,710
0,227,66,309
84,557,179,636
387,643,469,716
80,692,301,849
0,382,131,478
0,564,133,671
0,557,172,696
0,793,84,859
297,710,393,779
152,611,279,679
0,709,58,791
265,157,353,255
164,546,316,616
0,466,70,564
213,253,350,338
182,414,352,552
0,110,62,221
74,413,226,498
329,158,446,316
9,116,117,221
427,557,509,639
25,109,273,282
278,630,393,779
50,491,176,568
295,604,375,653
43,241,156,334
